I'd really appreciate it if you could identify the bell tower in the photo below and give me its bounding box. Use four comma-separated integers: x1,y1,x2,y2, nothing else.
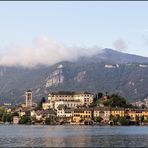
26,90,33,107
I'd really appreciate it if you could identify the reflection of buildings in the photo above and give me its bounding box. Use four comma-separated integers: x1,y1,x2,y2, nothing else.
43,126,93,147
26,90,33,107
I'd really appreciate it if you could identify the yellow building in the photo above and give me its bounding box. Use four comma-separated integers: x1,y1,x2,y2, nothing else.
72,108,93,124
126,109,148,121
111,108,125,117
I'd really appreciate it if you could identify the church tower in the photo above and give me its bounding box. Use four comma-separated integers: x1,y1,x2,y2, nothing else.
26,90,33,107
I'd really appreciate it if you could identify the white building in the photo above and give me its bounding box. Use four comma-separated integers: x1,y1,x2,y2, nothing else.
144,98,148,108
56,105,73,117
45,91,93,110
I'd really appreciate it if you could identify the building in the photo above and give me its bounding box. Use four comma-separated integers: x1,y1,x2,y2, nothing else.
57,105,73,117
131,101,144,107
56,105,74,123
111,108,125,117
54,100,82,110
144,98,148,108
94,107,111,123
45,91,93,110
125,109,148,121
26,90,33,107
72,108,93,124
13,116,19,124
31,109,57,122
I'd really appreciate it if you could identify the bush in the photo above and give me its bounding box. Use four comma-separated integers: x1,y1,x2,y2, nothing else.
19,115,31,124
96,116,103,123
118,116,130,125
45,117,51,125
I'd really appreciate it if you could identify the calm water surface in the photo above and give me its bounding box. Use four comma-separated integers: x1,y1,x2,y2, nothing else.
0,125,148,147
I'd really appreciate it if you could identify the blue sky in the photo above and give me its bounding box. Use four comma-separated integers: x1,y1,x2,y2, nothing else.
0,1,148,67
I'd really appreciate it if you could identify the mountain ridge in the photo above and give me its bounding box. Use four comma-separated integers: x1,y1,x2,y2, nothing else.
1,48,148,105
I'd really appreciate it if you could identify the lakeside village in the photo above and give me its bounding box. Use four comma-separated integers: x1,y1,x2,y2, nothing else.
0,90,148,126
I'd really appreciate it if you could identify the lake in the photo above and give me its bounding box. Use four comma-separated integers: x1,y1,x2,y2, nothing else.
0,125,148,147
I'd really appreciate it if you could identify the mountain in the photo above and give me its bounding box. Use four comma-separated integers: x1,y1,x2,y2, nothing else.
1,48,148,105
78,48,148,64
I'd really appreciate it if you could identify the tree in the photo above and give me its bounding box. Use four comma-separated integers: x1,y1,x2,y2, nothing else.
2,113,7,123
103,93,127,108
135,115,140,125
118,116,130,125
140,115,144,123
96,116,103,123
1,113,12,123
109,115,119,125
0,107,6,121
141,104,145,109
97,92,103,99
38,97,46,110
31,116,37,124
45,117,51,125
19,115,31,124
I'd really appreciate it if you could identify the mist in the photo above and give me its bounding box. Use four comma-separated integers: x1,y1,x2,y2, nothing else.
0,36,101,68
113,38,127,51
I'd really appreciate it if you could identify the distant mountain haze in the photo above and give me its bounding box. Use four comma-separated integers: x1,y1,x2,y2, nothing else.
1,48,148,105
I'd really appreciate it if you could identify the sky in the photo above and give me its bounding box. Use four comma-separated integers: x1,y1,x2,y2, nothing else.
0,1,148,67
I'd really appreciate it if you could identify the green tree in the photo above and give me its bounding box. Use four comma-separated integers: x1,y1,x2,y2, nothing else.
135,115,140,125
97,92,103,99
103,93,127,108
110,115,119,125
19,115,31,124
31,116,37,124
96,116,103,123
2,113,7,122
38,97,46,110
118,116,130,125
45,117,51,125
140,115,144,123
0,107,6,121
141,104,145,109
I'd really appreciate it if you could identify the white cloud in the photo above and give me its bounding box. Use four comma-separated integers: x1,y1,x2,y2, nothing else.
0,36,101,68
113,38,127,51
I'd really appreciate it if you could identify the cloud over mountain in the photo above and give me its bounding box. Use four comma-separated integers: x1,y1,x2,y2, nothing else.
113,38,127,51
0,36,100,68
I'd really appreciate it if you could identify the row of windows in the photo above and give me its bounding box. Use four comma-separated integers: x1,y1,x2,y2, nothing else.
84,98,90,102
73,115,91,118
112,111,124,113
74,111,91,113
51,95,91,97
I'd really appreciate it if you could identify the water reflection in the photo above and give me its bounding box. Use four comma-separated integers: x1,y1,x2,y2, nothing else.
0,125,148,147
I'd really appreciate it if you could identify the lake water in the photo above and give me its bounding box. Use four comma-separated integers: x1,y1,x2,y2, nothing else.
0,125,148,147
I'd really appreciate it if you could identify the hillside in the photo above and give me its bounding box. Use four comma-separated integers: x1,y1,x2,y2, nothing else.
1,49,148,105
